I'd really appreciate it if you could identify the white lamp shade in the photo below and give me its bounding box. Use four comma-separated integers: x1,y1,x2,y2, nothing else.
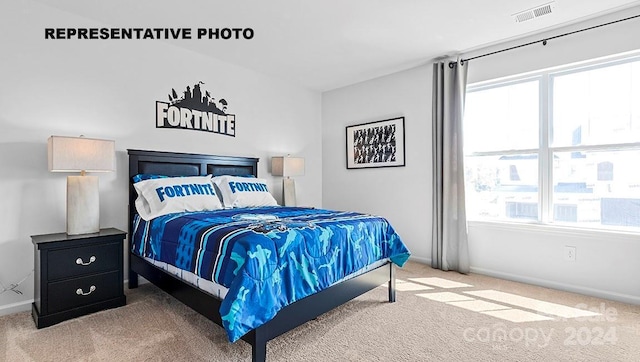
271,156,305,177
48,136,115,172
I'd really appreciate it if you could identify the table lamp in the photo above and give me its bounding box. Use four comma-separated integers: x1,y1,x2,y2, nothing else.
48,136,115,235
271,156,304,207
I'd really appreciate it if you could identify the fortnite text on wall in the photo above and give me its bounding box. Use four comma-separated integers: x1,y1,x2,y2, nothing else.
156,82,235,137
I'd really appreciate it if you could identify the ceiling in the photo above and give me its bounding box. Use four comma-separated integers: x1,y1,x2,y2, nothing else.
39,0,640,91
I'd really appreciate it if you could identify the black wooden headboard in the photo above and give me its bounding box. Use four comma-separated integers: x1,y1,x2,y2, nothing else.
128,149,258,178
127,149,259,234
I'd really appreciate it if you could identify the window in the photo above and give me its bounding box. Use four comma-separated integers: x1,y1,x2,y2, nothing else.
464,53,640,231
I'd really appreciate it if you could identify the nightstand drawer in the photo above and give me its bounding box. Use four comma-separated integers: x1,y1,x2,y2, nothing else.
48,242,121,280
47,271,121,314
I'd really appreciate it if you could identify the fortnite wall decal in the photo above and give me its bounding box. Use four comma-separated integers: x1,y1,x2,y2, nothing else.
156,81,235,137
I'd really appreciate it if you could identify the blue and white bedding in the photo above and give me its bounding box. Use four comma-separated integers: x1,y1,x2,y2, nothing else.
131,206,410,342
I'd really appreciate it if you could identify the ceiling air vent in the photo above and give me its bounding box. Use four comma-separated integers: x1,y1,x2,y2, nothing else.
513,2,554,23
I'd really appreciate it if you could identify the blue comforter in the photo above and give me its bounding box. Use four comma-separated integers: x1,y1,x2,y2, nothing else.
131,206,410,342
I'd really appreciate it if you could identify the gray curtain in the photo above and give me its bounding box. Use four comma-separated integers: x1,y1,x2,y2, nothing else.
431,58,470,273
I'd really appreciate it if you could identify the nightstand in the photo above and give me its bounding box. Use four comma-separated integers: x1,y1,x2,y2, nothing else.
31,228,127,328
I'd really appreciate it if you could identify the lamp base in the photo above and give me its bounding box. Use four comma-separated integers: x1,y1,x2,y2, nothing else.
67,175,100,235
283,178,297,207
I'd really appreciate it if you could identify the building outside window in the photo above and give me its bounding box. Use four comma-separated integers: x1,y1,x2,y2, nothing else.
464,53,640,230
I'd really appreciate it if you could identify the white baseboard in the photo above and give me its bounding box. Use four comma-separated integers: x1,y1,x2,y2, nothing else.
470,266,640,306
408,255,431,265
405,256,640,305
10,266,632,321
0,299,32,317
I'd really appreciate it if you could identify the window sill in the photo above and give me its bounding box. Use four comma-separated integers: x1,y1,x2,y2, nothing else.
467,219,640,241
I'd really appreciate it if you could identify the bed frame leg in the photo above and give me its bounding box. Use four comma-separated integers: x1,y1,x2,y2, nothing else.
251,341,266,362
129,270,139,289
249,328,267,362
388,263,396,303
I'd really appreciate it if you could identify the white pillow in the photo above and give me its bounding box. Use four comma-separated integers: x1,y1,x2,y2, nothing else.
134,175,223,220
212,175,278,208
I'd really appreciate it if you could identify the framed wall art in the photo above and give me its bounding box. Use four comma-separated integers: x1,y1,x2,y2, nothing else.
346,116,405,169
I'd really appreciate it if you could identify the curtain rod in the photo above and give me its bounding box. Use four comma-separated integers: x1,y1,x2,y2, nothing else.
457,12,640,65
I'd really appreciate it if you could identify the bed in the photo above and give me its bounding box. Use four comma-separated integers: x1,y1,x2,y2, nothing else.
127,149,409,361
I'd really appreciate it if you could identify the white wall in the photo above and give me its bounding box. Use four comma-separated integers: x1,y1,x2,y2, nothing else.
322,65,432,263
322,6,640,304
0,1,322,315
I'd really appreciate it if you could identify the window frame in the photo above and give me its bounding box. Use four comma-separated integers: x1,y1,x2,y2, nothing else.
465,51,640,231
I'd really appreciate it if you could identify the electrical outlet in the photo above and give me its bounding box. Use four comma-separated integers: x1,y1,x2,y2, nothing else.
564,246,576,262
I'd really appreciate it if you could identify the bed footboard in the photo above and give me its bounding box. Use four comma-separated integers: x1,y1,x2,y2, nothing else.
244,261,394,361
129,252,394,362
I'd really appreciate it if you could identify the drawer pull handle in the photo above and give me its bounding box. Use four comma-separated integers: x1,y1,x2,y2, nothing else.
76,256,96,266
76,285,96,296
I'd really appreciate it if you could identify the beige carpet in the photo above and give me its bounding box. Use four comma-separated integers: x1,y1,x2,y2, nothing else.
1,261,639,361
